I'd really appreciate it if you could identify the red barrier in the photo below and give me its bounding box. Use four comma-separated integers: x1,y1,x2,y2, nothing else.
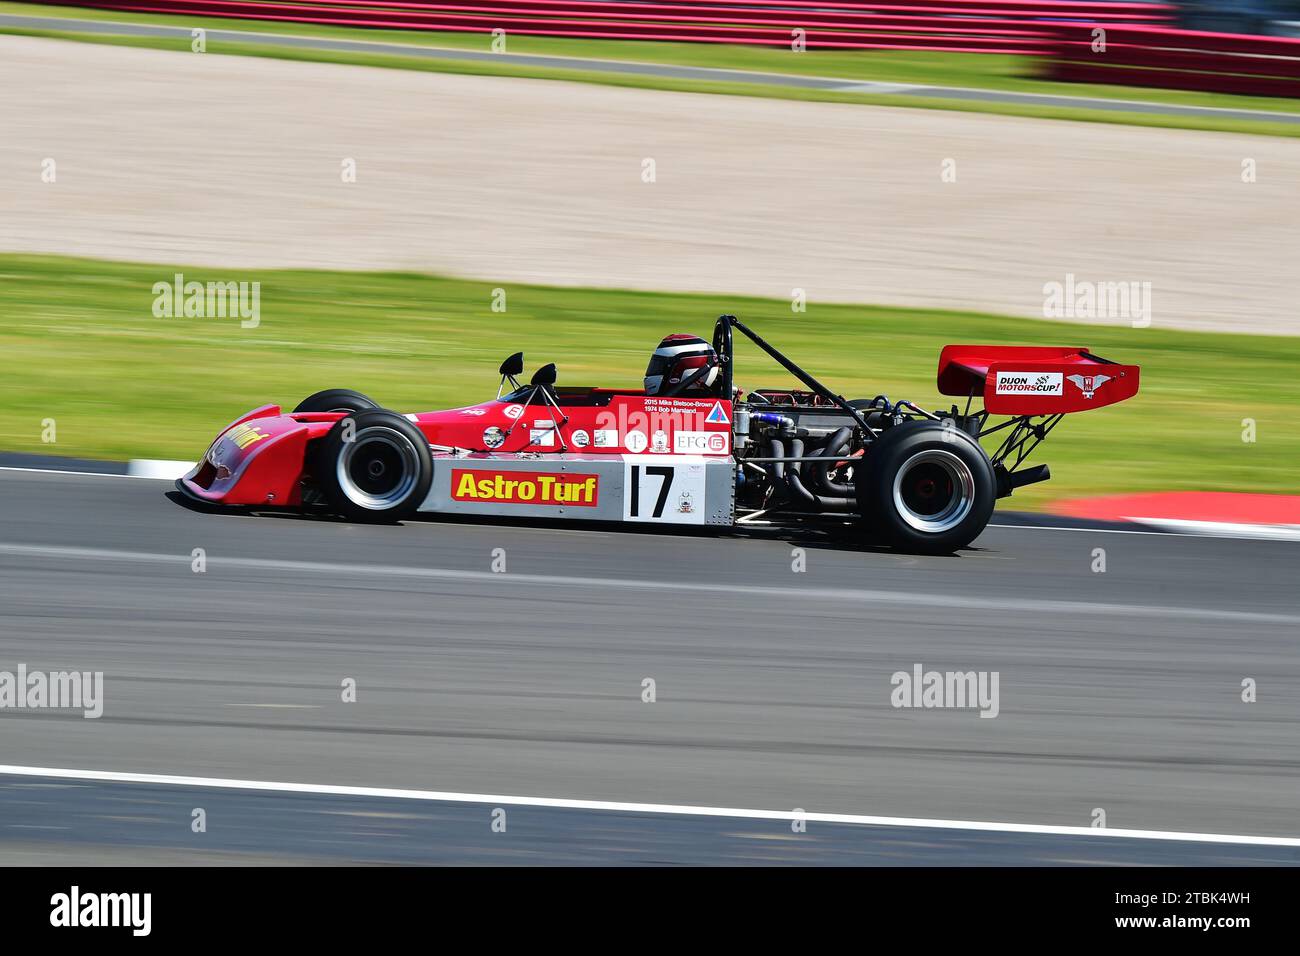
56,0,1064,51
57,0,1180,54
257,0,1176,22
64,1,1059,50
1043,24,1300,96
45,1,1300,96
202,0,1159,32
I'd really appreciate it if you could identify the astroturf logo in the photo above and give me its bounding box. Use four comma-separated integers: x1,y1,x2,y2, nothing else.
890,664,1000,718
50,887,151,936
0,664,103,718
451,469,599,507
152,272,261,328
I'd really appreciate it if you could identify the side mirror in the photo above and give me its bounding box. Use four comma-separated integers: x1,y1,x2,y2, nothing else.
499,352,524,377
530,363,557,386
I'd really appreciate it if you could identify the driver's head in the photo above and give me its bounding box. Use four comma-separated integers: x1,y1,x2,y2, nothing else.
644,334,719,396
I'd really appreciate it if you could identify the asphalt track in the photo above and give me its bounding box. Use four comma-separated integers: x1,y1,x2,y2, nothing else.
5,11,1300,125
0,466,1297,864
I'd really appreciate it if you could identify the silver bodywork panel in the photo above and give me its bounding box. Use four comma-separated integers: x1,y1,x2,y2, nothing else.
419,451,735,526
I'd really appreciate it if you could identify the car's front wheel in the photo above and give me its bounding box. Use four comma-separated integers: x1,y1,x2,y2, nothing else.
313,410,432,523
856,421,995,554
293,388,378,414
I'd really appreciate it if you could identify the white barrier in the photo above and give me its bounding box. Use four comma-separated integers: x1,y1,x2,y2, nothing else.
126,459,195,480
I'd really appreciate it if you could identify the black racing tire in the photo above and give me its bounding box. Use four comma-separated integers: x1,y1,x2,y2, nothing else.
856,421,995,554
313,410,432,523
293,388,379,414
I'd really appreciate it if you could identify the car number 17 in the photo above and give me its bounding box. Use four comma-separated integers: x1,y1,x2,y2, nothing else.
623,458,708,525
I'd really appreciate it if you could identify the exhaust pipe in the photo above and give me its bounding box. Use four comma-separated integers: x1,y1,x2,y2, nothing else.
996,463,1050,498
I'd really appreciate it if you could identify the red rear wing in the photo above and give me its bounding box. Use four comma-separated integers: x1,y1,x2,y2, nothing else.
937,346,1140,415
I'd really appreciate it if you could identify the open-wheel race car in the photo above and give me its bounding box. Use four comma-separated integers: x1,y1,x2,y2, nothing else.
181,315,1139,553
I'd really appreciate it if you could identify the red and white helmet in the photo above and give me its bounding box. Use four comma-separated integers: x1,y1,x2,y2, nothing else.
644,334,719,396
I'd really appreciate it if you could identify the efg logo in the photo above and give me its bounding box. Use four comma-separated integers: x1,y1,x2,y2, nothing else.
50,886,151,936
994,371,1063,396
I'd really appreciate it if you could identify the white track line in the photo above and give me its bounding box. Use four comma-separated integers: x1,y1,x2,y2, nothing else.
989,522,1185,537
1,541,1296,625
0,466,146,479
990,521,1300,541
126,459,195,479
0,764,1295,847
1127,517,1300,541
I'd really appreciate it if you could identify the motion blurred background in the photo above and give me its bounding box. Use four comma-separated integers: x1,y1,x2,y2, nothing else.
2,0,1299,508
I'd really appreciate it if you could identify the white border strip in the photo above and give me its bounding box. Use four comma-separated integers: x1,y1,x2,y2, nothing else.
1,764,1296,847
0,466,143,479
126,459,195,480
1127,517,1300,542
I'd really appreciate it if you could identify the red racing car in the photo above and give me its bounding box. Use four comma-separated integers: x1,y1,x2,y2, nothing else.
181,315,1139,553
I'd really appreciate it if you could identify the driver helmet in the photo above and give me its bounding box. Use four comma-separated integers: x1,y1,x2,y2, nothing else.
644,334,719,396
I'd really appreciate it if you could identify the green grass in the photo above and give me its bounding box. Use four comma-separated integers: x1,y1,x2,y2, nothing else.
4,2,1300,137
3,254,1297,509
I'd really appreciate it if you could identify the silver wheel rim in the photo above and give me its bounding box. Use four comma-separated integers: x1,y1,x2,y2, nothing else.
891,449,975,534
336,426,420,510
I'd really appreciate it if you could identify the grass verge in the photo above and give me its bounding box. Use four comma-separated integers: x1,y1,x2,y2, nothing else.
2,254,1296,509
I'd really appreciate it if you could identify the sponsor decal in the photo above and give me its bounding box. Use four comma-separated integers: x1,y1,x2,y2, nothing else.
1067,373,1112,400
451,469,599,507
502,404,525,419
674,431,729,455
482,426,506,450
528,428,556,448
225,422,269,450
593,429,618,448
994,371,1063,396
571,429,590,449
623,457,708,526
705,401,730,425
651,429,669,454
624,430,649,454
459,408,487,416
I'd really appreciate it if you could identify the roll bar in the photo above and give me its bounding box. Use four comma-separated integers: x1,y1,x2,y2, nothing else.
712,314,877,436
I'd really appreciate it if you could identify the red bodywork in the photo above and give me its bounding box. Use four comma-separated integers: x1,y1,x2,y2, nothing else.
182,341,1140,510
181,389,733,507
937,345,1140,416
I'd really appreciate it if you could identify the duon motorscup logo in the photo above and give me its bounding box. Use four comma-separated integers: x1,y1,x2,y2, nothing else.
995,371,1063,396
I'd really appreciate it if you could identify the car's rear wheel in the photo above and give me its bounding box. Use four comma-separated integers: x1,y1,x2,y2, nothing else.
856,421,995,554
294,388,378,414
314,410,432,523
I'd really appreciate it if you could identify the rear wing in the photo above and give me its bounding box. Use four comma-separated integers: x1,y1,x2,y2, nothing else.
937,345,1139,416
